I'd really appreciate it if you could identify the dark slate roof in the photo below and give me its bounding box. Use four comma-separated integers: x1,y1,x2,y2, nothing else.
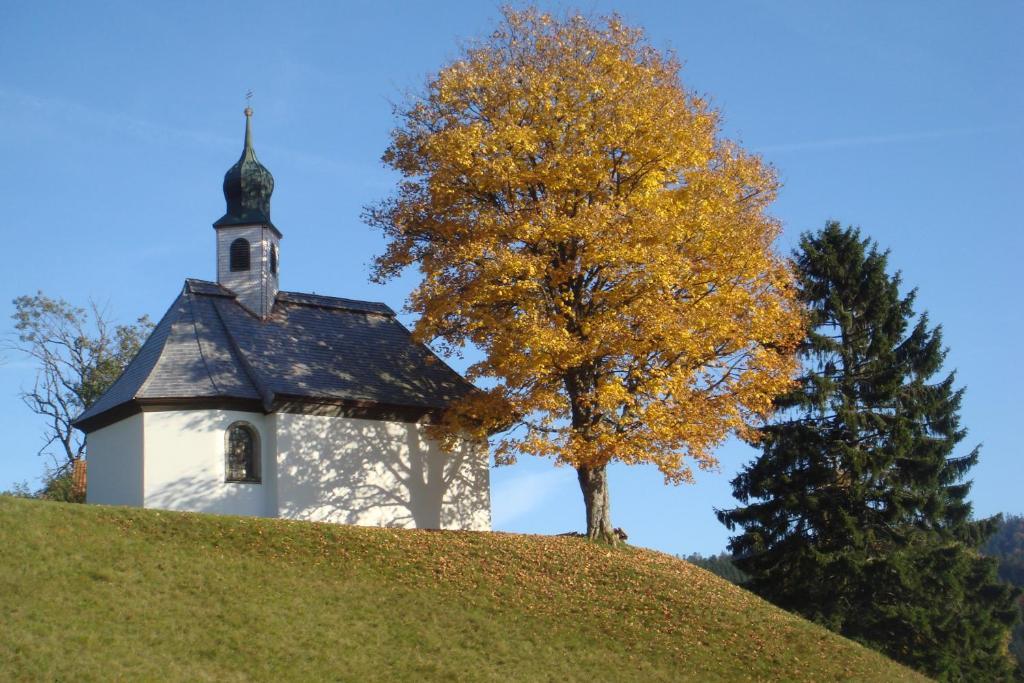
73,279,474,431
276,291,394,316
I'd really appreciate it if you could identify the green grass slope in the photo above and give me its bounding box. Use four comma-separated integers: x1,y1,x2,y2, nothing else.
0,497,926,682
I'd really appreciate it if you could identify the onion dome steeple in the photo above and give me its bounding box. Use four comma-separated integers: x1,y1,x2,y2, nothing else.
213,106,282,320
214,107,277,232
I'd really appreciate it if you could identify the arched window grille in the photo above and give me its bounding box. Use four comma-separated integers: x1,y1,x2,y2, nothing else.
270,244,278,275
225,422,260,483
229,238,251,272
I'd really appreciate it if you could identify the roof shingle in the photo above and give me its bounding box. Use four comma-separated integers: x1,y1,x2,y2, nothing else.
73,280,473,430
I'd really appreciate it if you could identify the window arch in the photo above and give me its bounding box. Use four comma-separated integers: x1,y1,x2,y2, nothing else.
270,243,278,275
225,422,260,483
229,238,250,272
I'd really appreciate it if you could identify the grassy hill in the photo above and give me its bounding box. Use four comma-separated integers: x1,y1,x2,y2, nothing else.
0,496,926,681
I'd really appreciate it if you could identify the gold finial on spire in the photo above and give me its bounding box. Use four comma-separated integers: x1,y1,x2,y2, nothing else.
244,89,254,117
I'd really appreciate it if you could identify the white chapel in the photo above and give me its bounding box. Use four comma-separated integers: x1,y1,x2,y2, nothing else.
73,109,491,531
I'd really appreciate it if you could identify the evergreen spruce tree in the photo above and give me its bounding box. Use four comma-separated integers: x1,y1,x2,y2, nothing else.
717,222,1020,680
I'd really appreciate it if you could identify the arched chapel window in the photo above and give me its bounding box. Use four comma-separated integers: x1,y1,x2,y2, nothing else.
230,238,250,272
270,244,278,275
225,422,260,483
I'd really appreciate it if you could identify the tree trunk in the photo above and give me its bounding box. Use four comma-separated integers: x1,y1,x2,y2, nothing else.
577,464,617,544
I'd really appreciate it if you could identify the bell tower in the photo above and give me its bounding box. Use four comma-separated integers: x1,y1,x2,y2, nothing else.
213,107,281,318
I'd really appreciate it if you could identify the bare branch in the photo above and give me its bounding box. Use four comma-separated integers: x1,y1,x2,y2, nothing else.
8,292,153,469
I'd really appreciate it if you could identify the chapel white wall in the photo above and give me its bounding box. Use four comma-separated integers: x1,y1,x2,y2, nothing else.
86,413,144,506
142,409,275,517
275,413,491,531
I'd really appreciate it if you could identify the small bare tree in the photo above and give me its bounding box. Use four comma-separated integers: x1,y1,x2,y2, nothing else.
8,292,152,474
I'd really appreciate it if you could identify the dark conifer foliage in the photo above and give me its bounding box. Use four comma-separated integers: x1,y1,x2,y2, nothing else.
985,515,1024,587
683,553,749,585
717,222,1020,680
983,515,1024,673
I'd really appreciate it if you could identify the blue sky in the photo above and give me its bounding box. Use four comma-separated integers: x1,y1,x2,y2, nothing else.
1,1,1020,556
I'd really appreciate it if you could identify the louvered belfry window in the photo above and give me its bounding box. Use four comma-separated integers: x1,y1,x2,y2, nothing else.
229,238,250,272
226,423,259,483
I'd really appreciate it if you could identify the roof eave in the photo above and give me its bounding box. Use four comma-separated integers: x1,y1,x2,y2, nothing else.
74,394,454,433
212,217,282,239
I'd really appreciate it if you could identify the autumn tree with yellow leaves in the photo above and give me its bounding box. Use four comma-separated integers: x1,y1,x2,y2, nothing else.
367,8,804,543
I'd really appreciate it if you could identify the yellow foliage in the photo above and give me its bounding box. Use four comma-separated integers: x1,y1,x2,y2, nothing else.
367,7,804,483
